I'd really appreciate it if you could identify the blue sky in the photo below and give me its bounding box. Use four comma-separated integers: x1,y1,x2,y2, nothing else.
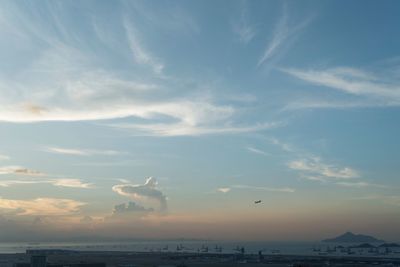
0,0,399,241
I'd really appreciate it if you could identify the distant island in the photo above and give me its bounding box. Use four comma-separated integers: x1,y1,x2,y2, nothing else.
322,231,384,243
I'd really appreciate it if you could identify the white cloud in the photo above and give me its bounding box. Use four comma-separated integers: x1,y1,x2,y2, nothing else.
113,177,167,212
0,197,85,216
269,137,293,152
44,146,121,156
270,138,368,188
0,2,272,137
0,180,42,187
257,6,311,67
335,181,386,188
246,146,269,156
282,99,386,111
232,184,295,193
258,8,288,66
0,74,272,135
0,166,44,176
51,179,93,189
123,17,164,74
217,187,231,193
234,23,256,44
282,67,400,108
288,158,359,180
110,121,276,137
0,178,93,189
232,2,256,44
45,147,89,156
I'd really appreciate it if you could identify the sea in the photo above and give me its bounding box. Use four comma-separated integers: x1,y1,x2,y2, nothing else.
0,241,399,257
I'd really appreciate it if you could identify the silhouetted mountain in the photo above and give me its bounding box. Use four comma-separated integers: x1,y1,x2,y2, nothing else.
322,232,384,243
350,243,376,248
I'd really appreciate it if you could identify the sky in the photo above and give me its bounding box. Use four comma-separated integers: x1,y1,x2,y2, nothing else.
0,0,400,242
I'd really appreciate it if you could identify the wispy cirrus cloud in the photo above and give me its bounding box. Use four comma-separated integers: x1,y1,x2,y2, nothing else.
269,137,293,152
282,67,400,109
257,7,288,66
110,121,277,137
0,197,85,216
269,137,365,186
44,146,122,156
0,2,277,138
246,146,269,156
0,166,44,176
232,1,256,44
335,181,387,188
218,184,295,193
288,157,359,180
232,184,295,193
51,179,93,189
257,5,312,67
123,17,164,74
0,178,93,189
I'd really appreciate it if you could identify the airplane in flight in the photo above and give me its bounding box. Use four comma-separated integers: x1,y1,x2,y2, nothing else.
254,200,262,204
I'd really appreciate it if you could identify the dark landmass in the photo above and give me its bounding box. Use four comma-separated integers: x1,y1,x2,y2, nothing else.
323,231,384,243
2,250,400,267
379,243,400,248
350,243,376,249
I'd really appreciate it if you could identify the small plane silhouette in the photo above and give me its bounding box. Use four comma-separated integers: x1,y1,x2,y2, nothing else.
254,200,262,204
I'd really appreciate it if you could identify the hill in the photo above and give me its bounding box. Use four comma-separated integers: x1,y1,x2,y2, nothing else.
322,232,384,243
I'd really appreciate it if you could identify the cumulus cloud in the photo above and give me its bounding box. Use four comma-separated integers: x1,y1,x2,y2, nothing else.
112,177,167,212
0,197,85,216
0,166,44,176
